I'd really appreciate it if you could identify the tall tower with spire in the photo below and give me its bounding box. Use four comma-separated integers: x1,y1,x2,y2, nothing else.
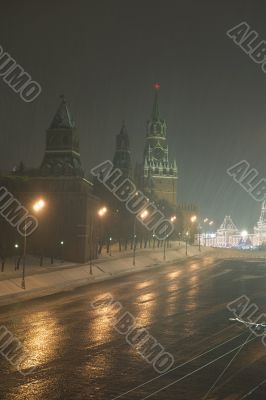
113,121,132,178
40,96,84,177
254,201,266,244
143,84,177,206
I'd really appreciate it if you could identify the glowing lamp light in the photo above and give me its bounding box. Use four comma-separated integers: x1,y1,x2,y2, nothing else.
98,206,107,217
14,244,19,248
241,230,248,238
140,210,149,220
190,215,197,223
170,215,176,222
33,199,46,212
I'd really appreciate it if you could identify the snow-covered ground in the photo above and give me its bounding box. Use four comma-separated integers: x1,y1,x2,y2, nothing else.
0,242,265,306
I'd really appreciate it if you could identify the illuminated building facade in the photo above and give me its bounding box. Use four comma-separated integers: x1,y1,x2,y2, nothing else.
199,203,266,248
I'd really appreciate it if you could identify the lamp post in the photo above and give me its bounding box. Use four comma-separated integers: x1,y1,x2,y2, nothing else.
198,225,201,252
132,191,139,266
203,218,208,246
133,209,149,266
208,220,214,246
89,206,107,274
109,237,112,256
163,234,169,261
190,215,202,252
60,241,64,262
133,217,137,266
163,215,176,261
203,219,214,246
14,243,19,270
21,198,46,290
189,214,198,250
185,231,189,256
170,215,176,245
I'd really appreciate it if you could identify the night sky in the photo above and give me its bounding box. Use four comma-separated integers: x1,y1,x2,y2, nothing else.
1,0,266,230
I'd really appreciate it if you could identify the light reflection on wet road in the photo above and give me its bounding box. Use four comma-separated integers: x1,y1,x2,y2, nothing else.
1,257,266,399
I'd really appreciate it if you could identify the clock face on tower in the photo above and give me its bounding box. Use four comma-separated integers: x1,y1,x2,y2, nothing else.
152,147,164,160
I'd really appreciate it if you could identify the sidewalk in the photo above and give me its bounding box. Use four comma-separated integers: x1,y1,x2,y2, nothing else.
0,241,192,281
0,242,209,306
1,243,266,307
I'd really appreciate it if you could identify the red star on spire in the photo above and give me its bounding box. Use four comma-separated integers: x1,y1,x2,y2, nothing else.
153,82,160,90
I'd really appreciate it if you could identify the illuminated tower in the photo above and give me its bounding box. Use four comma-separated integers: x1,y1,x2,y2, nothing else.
254,201,266,244
143,84,177,206
40,96,84,177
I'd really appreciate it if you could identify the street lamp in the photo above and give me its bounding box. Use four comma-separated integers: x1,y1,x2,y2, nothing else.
208,220,214,246
203,219,207,246
14,244,19,271
98,206,107,217
133,217,137,266
132,192,139,266
21,198,46,289
109,237,112,256
140,209,149,220
185,231,189,256
33,199,46,212
162,215,176,261
198,226,201,252
190,215,197,223
133,209,149,266
202,218,210,246
190,215,200,252
167,215,177,252
89,206,108,274
60,241,64,262
163,234,169,261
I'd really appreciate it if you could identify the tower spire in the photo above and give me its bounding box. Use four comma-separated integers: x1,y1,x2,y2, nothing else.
40,96,83,177
113,121,132,178
120,119,127,135
152,82,160,120
50,95,75,129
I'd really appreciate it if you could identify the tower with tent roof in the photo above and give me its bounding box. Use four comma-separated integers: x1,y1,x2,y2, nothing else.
143,83,177,206
40,95,84,177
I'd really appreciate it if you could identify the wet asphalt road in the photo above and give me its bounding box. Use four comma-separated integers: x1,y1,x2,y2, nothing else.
1,256,266,400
